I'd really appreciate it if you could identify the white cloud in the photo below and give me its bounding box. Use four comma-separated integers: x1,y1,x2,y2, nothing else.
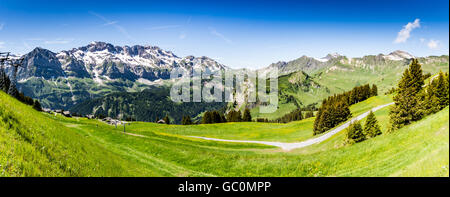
420,38,425,43
427,39,439,49
103,21,118,26
25,38,44,41
43,38,73,45
394,19,420,44
209,28,233,44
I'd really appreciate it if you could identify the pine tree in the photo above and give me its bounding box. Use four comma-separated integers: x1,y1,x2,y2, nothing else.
363,84,371,100
313,83,373,135
202,111,212,124
182,115,192,125
163,115,170,124
423,73,432,81
226,111,233,122
186,116,192,125
445,72,450,106
305,111,314,118
371,84,378,97
0,70,10,92
408,59,424,95
242,108,252,122
350,88,357,104
235,110,242,122
313,101,325,135
416,82,438,117
318,105,333,134
346,121,365,144
435,71,449,109
390,59,424,130
33,100,42,111
335,100,351,124
220,113,227,123
297,109,302,120
364,111,381,138
227,110,243,122
212,111,222,123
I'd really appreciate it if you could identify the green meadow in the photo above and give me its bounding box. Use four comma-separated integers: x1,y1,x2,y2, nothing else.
251,58,449,121
1,91,448,177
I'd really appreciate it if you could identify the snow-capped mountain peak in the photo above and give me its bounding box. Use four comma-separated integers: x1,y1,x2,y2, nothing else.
313,52,342,62
383,50,415,61
11,42,228,83
324,52,342,60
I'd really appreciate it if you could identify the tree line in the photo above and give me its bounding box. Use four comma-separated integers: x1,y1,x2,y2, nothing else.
199,108,252,124
198,106,316,125
254,106,315,123
0,71,42,111
177,108,255,125
313,83,378,135
276,108,316,123
202,110,227,124
275,109,303,123
389,59,449,130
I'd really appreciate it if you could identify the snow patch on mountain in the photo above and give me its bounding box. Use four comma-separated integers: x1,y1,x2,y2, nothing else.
314,57,328,62
383,50,415,61
137,78,164,86
12,42,229,84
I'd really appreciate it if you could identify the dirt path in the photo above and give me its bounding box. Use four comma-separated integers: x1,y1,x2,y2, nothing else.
189,102,395,151
124,132,148,138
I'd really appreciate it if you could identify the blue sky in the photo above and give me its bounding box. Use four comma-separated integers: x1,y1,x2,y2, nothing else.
0,0,448,69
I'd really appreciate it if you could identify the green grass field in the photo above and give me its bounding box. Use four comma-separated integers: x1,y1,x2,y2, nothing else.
128,95,393,143
251,59,448,121
1,91,448,177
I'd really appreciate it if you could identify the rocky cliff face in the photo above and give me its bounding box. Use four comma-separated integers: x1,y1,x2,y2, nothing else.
15,47,66,80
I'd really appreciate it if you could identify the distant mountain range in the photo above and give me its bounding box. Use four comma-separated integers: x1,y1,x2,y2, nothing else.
252,51,448,120
259,50,420,76
9,41,227,82
3,42,448,118
4,42,228,109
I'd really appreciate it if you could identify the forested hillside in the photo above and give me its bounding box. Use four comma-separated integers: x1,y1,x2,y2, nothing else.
70,86,227,124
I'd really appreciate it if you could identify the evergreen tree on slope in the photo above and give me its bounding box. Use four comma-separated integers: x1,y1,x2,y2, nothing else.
364,111,381,138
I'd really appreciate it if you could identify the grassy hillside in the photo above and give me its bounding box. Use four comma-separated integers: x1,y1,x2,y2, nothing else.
295,106,449,176
250,71,328,120
130,118,316,143
1,90,447,177
251,56,448,120
0,91,154,176
311,56,449,95
142,95,393,142
128,105,449,177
